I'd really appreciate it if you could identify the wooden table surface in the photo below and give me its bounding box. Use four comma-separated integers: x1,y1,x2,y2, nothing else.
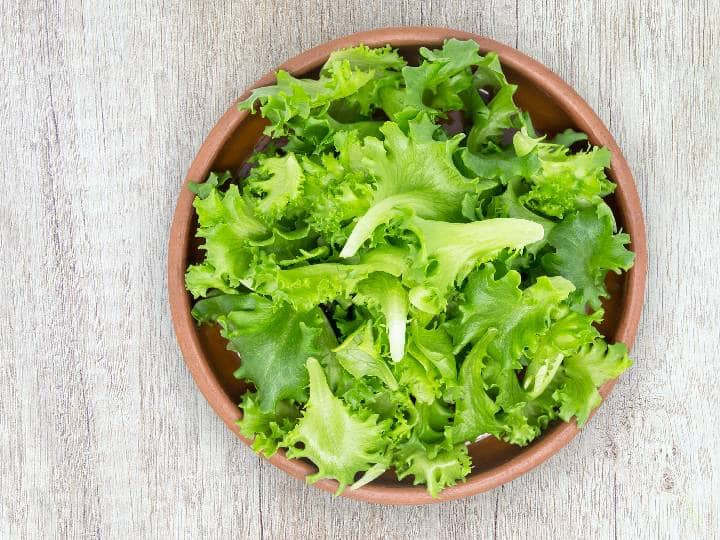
2,1,719,538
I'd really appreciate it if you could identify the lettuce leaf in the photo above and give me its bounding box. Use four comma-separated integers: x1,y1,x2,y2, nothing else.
333,322,398,389
542,205,635,310
355,272,409,361
238,66,375,138
379,39,481,122
193,293,336,411
245,154,305,222
554,341,632,425
513,129,616,218
446,265,575,367
237,392,300,457
338,118,478,257
405,216,544,313
283,357,390,494
395,440,471,498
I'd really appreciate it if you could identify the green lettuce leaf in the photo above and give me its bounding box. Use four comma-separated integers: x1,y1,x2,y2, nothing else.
355,272,409,361
188,170,233,199
300,153,374,246
406,322,457,387
542,205,635,310
379,38,481,122
238,66,375,138
193,293,336,411
394,355,440,404
513,129,616,218
449,331,502,442
554,341,632,425
284,357,389,494
405,216,544,313
337,118,478,257
245,154,305,222
467,85,521,150
522,309,601,398
321,44,405,117
450,329,550,446
465,51,525,150
446,265,575,367
252,246,411,311
395,438,471,498
333,322,398,390
236,392,300,457
552,128,589,147
485,177,556,243
461,146,540,183
185,183,269,296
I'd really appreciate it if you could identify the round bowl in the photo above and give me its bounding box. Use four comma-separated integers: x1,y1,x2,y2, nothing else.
168,26,647,505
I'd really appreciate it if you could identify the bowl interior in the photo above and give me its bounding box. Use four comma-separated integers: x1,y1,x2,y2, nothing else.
185,44,631,489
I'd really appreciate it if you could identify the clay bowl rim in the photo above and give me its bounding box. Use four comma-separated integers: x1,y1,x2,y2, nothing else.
168,26,647,505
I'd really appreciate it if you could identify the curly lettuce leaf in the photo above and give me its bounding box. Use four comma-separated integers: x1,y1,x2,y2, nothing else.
322,44,405,117
446,265,575,367
395,438,471,498
355,272,409,361
338,118,478,257
245,153,305,222
300,154,373,246
449,331,502,442
464,51,526,150
394,355,440,404
460,146,540,183
379,38,481,122
284,357,390,494
467,85,521,150
238,45,404,151
236,392,300,457
184,179,298,298
450,303,627,444
333,322,398,390
405,216,544,313
406,323,457,387
187,170,233,199
522,309,601,398
553,341,632,425
193,293,336,411
253,246,411,311
450,329,550,446
513,129,616,218
392,324,458,405
552,128,589,147
238,66,375,138
542,205,635,310
485,177,556,242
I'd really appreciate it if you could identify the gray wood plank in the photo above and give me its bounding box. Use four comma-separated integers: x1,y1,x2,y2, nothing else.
1,0,718,538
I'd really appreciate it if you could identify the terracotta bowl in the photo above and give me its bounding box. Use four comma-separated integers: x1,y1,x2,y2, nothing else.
168,27,647,505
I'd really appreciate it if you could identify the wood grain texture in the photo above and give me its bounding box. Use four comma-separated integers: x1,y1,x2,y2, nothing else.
1,0,718,538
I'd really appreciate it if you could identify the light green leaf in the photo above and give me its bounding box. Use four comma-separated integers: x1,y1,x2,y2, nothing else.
284,357,389,494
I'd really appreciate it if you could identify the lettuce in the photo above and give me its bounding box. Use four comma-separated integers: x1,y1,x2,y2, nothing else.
542,205,635,310
337,117,479,257
405,216,544,314
193,293,336,411
355,272,409,362
185,40,636,497
445,265,575,367
283,357,390,494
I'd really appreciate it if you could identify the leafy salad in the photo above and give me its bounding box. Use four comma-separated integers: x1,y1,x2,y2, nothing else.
185,39,635,497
